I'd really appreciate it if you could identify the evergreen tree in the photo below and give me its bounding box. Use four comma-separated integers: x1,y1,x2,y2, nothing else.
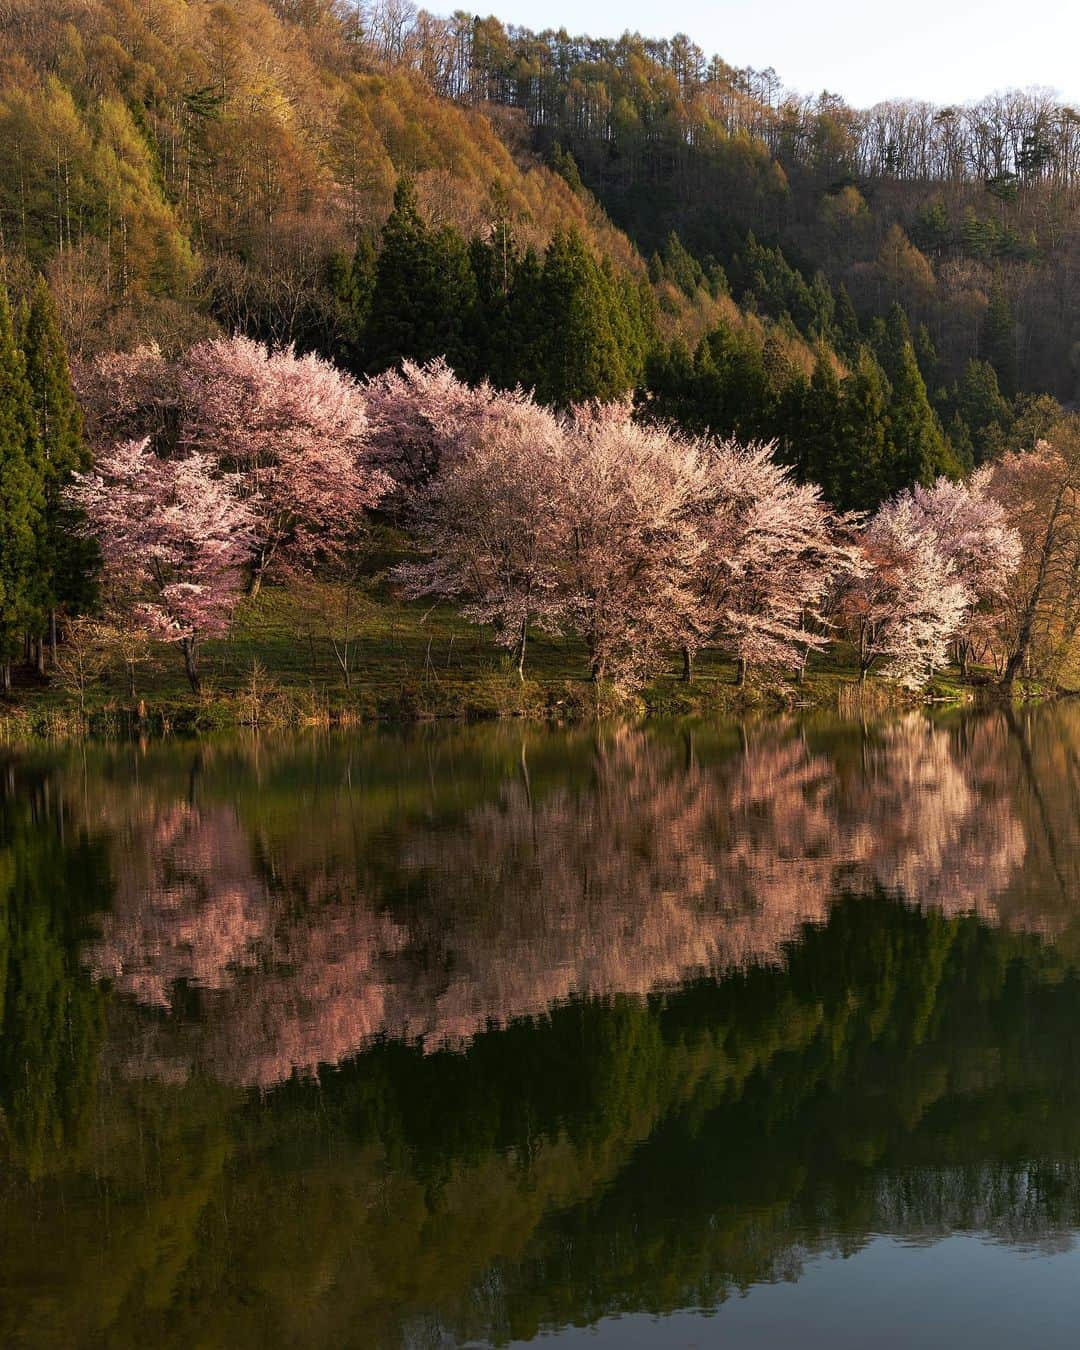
330,234,378,370
945,359,1012,465
875,302,914,381
913,323,940,390
797,348,844,490
0,286,42,692
363,178,479,375
642,338,698,429
533,230,627,406
881,335,956,494
984,278,1018,397
20,278,93,661
831,282,860,360
502,246,547,392
834,347,890,510
659,231,703,296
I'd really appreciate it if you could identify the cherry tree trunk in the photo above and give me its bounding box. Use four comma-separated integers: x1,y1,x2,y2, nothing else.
182,637,201,694
682,646,694,683
516,617,528,683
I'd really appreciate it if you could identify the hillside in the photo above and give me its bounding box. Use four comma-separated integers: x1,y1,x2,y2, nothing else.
3,3,1080,504
0,0,702,354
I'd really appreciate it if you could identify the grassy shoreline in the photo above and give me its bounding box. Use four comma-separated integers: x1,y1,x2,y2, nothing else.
0,584,1057,741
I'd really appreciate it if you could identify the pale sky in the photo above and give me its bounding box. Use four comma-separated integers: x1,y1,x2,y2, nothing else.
479,0,1080,108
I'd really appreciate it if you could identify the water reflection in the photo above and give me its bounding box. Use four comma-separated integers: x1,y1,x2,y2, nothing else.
3,708,1080,1346
74,713,1034,1080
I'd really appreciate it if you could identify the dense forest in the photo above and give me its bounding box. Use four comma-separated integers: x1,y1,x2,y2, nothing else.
5,0,1080,706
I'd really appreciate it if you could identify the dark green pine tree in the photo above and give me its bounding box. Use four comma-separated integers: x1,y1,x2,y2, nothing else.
874,302,913,381
659,231,703,296
0,285,42,692
502,245,547,392
830,282,861,361
946,358,1012,464
874,305,957,494
688,321,774,442
984,278,1018,398
913,323,940,390
603,261,655,393
20,278,94,664
881,337,957,494
833,347,890,511
362,177,479,376
642,338,699,430
796,347,844,491
468,218,520,387
534,229,628,407
329,234,378,371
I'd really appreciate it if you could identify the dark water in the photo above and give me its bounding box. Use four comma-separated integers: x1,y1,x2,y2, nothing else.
5,708,1080,1346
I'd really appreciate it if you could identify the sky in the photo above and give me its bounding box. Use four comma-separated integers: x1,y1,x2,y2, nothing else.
477,0,1080,108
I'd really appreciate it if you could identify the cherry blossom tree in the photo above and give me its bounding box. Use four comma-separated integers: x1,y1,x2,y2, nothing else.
396,390,569,678
178,336,391,593
840,496,971,689
554,405,709,686
73,343,181,452
76,337,391,595
897,471,1021,675
66,438,254,691
688,440,862,684
363,357,499,503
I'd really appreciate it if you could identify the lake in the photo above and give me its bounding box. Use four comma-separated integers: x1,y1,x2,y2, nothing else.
4,707,1080,1346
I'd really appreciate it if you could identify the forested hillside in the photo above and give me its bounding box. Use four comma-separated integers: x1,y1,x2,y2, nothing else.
6,0,1080,713
3,0,1076,504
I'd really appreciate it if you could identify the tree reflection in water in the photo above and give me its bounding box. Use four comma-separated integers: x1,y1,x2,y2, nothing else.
2,708,1080,1346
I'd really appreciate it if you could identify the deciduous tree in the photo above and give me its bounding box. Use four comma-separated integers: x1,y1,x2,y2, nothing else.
67,439,254,691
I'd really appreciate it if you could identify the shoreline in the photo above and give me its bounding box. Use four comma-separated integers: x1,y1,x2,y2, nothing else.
0,669,1057,742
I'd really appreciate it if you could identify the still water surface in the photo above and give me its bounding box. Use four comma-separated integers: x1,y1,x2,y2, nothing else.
4,708,1080,1345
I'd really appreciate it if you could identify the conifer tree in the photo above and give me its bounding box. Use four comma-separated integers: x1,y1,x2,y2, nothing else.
834,348,890,511
881,337,956,494
946,359,1012,464
0,286,41,692
985,278,1018,398
913,323,940,390
468,220,518,386
534,230,627,407
874,305,956,494
502,246,547,392
363,178,478,375
830,282,860,360
330,234,378,370
797,348,844,490
20,277,93,663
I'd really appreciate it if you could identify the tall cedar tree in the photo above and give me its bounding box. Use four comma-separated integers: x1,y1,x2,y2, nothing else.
875,306,957,494
363,178,478,376
532,230,630,407
985,279,1019,399
0,286,41,690
834,348,890,511
20,278,94,651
